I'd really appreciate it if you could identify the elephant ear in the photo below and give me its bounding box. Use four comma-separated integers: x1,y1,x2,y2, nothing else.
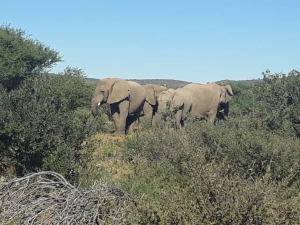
107,80,130,104
172,90,184,109
225,85,233,96
225,85,233,102
145,87,156,106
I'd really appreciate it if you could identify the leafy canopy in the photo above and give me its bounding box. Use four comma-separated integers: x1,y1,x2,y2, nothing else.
0,25,61,90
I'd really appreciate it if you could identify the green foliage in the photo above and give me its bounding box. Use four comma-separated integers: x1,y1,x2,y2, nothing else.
0,74,99,181
53,67,94,110
186,118,300,183
0,25,61,91
124,128,190,169
229,82,256,116
122,126,300,224
252,70,300,136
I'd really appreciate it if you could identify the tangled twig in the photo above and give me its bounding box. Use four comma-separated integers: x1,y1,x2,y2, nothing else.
0,171,131,224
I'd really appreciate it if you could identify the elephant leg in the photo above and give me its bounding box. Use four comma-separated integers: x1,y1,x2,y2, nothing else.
110,101,128,135
207,111,217,123
151,114,157,127
175,110,183,129
126,115,138,134
209,101,221,123
110,106,119,132
143,102,154,120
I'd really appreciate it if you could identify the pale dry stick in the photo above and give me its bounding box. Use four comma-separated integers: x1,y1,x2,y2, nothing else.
0,171,132,224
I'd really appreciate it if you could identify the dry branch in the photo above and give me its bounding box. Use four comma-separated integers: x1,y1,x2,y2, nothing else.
0,171,131,224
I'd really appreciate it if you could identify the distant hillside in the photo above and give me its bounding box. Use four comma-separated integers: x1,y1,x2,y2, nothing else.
85,77,99,83
84,78,191,89
85,77,262,88
216,79,263,86
48,73,262,88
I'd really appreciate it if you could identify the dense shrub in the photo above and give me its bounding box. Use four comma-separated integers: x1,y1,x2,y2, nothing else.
122,128,300,224
253,70,300,137
198,119,299,183
0,74,102,181
0,25,108,180
229,83,256,117
124,128,195,173
0,25,61,91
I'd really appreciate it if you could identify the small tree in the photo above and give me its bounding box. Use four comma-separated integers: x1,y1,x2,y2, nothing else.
0,25,61,91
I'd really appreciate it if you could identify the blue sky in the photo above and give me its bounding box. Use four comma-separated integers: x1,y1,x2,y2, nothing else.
1,0,300,83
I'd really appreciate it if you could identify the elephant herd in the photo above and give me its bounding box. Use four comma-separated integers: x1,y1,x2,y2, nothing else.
91,78,234,135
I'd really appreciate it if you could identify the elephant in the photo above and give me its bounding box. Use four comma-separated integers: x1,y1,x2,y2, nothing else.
157,88,176,111
153,88,193,128
172,88,193,128
141,84,168,125
91,78,146,135
182,82,233,123
152,88,176,126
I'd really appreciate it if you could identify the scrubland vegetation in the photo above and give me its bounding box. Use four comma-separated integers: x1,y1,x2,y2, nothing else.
1,25,300,224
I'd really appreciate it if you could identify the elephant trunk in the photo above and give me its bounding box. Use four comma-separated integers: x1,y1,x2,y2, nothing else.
91,94,104,117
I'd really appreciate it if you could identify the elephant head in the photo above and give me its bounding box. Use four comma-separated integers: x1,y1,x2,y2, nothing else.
91,78,129,117
218,84,234,116
152,90,170,126
157,89,175,112
142,84,168,121
144,84,168,106
220,85,233,103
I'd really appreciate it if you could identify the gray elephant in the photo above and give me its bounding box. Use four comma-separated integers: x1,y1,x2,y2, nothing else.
141,84,168,124
152,88,176,126
182,82,233,123
153,88,193,128
157,88,176,111
91,78,146,135
172,88,193,128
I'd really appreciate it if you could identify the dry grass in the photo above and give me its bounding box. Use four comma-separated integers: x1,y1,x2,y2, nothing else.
87,133,134,183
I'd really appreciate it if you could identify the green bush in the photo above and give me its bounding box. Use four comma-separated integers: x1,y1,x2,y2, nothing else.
229,82,256,117
252,70,300,137
124,128,193,172
120,102,300,223
0,24,108,180
122,129,300,224
186,118,300,183
0,74,100,181
0,25,61,91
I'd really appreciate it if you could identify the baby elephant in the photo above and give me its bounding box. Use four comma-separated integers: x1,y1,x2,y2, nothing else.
153,88,192,129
